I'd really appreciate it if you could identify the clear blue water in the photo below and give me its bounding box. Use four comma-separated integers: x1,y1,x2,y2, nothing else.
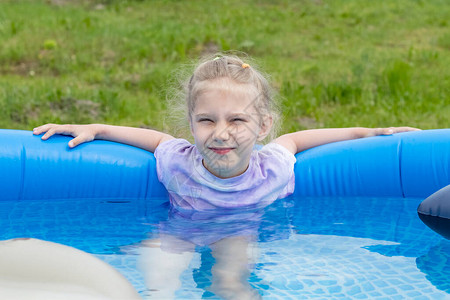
1,196,449,299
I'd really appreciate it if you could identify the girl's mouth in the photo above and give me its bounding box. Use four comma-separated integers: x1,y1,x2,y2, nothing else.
209,147,234,155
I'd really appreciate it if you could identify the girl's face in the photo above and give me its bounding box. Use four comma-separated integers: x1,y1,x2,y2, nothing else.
190,78,272,179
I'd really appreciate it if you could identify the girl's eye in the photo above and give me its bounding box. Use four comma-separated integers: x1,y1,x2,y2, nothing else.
231,118,246,122
198,118,213,123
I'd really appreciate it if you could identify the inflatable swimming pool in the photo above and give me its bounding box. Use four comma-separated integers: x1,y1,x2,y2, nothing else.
1,129,449,201
1,128,449,298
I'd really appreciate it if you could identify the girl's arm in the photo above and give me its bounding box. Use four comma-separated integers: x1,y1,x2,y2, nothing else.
33,124,174,153
273,127,420,155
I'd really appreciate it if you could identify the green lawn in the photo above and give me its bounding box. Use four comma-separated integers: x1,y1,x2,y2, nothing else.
0,0,449,136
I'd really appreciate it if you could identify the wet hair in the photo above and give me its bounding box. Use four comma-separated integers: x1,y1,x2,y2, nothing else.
167,53,281,142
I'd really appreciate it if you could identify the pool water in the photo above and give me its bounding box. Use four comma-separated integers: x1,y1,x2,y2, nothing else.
1,196,449,299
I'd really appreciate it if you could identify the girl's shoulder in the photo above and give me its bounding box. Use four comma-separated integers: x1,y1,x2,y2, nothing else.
258,142,296,162
252,143,296,176
155,138,193,154
154,138,200,165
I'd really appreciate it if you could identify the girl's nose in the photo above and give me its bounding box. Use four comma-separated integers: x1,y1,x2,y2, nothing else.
213,122,231,141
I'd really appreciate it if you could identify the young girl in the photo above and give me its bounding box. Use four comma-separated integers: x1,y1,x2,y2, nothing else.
33,54,418,299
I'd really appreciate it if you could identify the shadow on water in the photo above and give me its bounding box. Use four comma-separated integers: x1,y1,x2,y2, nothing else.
286,196,443,256
1,195,449,297
416,239,450,293
284,196,449,294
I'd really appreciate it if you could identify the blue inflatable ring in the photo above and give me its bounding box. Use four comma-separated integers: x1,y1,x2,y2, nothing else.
0,129,449,201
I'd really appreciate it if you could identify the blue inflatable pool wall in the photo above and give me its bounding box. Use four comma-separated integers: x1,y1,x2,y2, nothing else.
1,129,449,201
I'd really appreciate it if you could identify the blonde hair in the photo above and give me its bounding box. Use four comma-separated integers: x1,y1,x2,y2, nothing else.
166,53,281,142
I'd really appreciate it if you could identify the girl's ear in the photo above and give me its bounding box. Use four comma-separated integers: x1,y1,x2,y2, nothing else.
257,115,273,142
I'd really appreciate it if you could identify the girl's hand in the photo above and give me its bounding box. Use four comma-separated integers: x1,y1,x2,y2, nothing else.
366,126,421,137
33,124,97,148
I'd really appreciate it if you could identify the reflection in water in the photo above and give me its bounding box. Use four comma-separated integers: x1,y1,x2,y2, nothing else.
2,197,449,298
131,196,450,299
416,239,450,293
137,206,267,299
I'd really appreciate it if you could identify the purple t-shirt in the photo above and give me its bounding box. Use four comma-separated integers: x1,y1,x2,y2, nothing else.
154,139,296,211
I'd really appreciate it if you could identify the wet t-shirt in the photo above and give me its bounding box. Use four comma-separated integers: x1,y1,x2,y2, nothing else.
154,139,296,211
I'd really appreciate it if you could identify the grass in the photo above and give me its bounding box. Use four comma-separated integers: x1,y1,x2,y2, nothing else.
0,0,449,135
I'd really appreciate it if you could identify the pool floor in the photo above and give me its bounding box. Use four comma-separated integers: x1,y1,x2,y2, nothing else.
1,196,449,299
